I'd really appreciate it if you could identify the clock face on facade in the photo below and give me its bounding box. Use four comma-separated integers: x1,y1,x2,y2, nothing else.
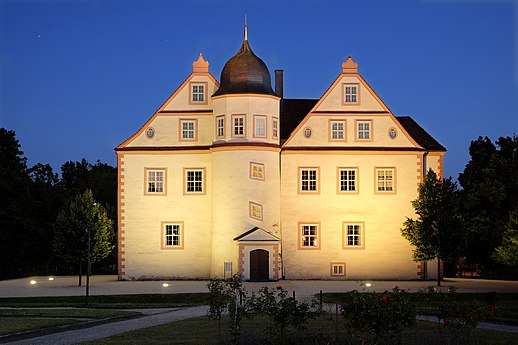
389,128,397,139
303,127,312,138
146,127,155,138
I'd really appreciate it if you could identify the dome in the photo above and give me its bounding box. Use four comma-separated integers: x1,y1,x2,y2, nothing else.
213,38,276,97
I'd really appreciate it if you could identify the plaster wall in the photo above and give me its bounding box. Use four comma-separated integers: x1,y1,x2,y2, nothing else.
121,152,212,279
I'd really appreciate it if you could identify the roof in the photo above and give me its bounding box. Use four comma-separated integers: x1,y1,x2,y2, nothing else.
280,98,318,140
212,39,276,97
396,116,446,151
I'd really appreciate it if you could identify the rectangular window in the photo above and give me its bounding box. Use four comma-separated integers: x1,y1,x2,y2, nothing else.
250,162,265,181
376,167,396,193
254,115,267,138
179,119,197,141
232,115,246,137
272,117,279,139
190,83,207,103
344,84,359,104
299,167,319,193
356,120,372,140
216,115,225,138
162,222,184,249
330,120,346,141
330,263,346,277
343,222,365,249
249,201,263,221
338,168,358,193
299,223,320,249
145,168,166,195
184,168,205,194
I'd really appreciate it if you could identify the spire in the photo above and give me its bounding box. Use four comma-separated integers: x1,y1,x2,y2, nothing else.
244,15,248,41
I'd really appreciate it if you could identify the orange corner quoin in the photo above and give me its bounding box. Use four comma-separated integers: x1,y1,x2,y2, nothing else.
193,53,209,73
116,24,446,282
342,56,358,74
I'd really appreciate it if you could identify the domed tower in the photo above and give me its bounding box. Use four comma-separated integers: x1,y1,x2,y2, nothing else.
210,24,281,280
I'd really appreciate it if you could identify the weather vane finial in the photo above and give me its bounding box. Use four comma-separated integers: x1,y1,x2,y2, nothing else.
244,14,248,41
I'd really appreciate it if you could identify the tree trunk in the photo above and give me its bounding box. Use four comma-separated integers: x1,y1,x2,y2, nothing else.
437,258,441,287
78,260,82,287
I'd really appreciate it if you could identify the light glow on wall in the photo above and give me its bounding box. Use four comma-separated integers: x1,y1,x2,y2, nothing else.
30,280,37,285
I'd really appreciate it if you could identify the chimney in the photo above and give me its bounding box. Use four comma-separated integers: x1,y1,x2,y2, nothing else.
275,69,284,98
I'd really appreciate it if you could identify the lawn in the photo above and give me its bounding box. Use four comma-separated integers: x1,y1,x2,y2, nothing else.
0,293,209,308
78,314,518,345
0,308,141,337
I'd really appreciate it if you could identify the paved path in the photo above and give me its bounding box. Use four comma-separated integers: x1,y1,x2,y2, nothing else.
3,306,209,345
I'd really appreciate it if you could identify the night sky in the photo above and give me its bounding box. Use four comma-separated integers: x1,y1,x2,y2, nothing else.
1,0,516,179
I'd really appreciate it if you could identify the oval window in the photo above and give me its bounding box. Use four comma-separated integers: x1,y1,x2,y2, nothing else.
146,127,155,138
303,127,312,138
389,128,397,139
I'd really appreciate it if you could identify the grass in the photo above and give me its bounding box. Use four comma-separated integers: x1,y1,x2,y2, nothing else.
0,293,209,308
0,309,140,336
78,314,518,345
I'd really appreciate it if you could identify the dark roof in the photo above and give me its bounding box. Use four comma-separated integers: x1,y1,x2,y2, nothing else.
212,39,276,97
396,116,446,151
280,98,318,139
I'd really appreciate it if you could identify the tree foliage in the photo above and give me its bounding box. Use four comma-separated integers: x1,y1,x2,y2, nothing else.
401,169,464,263
493,208,518,266
458,135,518,268
0,127,117,280
53,189,115,267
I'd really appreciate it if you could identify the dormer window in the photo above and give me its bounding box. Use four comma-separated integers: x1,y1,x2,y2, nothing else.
343,83,359,105
190,82,207,104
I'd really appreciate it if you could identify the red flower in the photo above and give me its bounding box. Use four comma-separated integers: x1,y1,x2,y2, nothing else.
382,294,388,303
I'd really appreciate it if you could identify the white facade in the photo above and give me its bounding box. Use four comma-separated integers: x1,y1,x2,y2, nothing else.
116,40,445,281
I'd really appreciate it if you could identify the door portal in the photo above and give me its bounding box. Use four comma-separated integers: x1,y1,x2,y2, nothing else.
249,249,269,281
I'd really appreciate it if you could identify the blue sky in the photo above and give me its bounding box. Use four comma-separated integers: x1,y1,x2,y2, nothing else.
0,0,516,179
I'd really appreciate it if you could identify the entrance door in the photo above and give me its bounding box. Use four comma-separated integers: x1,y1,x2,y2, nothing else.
249,249,269,281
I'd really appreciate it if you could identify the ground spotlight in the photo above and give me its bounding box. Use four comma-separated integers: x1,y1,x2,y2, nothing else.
30,280,37,285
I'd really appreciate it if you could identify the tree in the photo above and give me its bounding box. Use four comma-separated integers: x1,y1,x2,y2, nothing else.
401,169,464,286
0,128,30,279
53,189,115,286
458,135,518,268
493,208,518,266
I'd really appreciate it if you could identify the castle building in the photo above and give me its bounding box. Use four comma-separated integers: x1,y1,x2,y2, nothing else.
116,28,445,281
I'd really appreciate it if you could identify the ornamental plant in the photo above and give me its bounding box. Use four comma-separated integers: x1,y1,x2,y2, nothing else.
250,286,322,342
340,287,416,345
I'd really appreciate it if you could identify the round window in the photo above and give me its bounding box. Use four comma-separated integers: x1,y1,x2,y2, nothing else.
389,128,397,139
146,127,155,138
303,127,312,138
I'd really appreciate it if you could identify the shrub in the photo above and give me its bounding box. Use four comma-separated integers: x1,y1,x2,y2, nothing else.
340,287,416,345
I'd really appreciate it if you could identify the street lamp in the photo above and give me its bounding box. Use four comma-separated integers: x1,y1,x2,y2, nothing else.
86,202,97,305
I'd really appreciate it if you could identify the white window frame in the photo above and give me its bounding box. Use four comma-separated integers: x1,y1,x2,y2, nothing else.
272,117,279,139
190,82,207,104
375,167,396,193
356,120,372,141
343,222,365,249
184,168,206,195
338,167,358,193
161,222,184,249
145,168,166,195
329,120,346,141
232,115,246,138
179,119,197,142
216,115,225,138
299,223,320,249
343,83,359,104
253,115,267,138
330,263,346,277
299,167,319,194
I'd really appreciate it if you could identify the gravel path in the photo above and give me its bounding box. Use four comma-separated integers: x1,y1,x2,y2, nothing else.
3,306,209,345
